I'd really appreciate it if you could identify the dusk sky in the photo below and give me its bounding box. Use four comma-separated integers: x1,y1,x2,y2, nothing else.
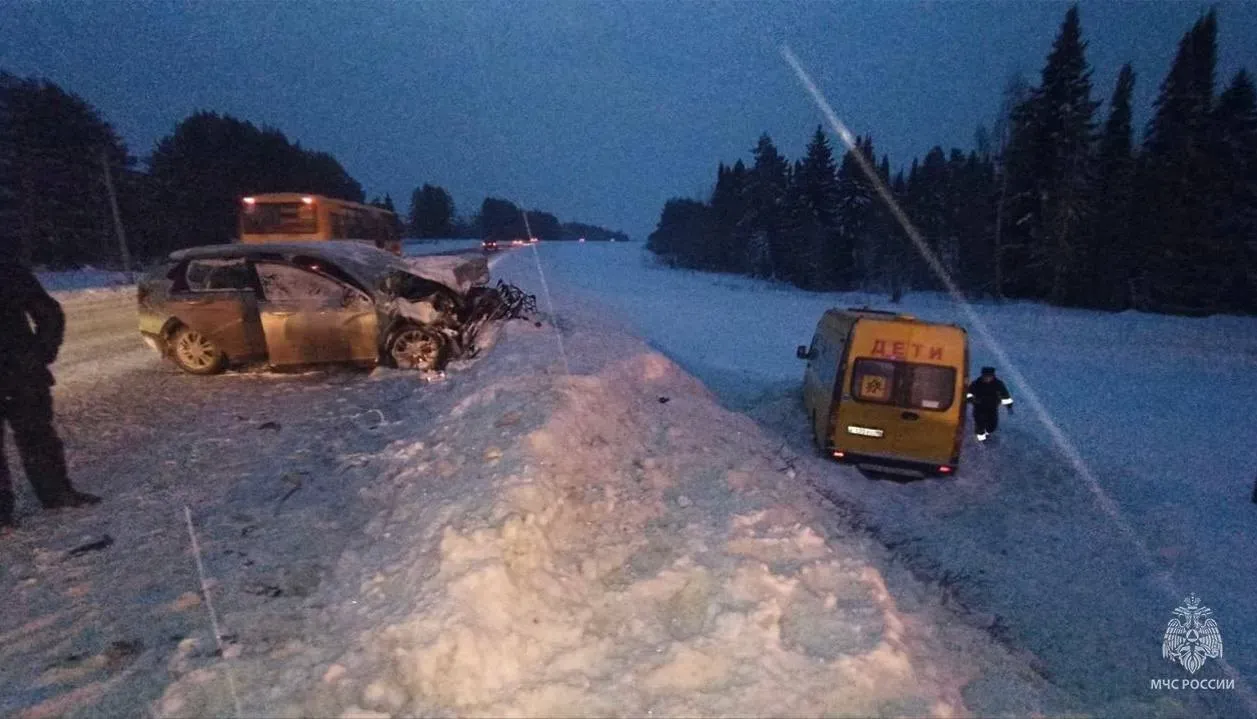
4,1,1257,239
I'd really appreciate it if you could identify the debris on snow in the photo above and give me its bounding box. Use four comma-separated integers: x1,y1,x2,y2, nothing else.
65,534,114,558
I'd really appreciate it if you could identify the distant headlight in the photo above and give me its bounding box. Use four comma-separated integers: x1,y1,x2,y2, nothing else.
846,425,884,438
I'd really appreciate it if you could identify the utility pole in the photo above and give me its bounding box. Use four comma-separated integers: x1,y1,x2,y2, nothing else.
100,149,132,276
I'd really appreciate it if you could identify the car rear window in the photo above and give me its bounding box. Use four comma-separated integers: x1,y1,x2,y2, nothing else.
851,358,956,411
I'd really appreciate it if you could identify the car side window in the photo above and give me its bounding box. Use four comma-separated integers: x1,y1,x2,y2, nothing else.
255,261,369,309
185,258,252,292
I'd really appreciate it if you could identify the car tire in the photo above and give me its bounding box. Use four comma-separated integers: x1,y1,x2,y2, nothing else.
386,325,449,371
170,326,226,375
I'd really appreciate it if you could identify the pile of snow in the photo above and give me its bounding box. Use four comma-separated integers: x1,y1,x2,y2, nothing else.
152,311,1061,717
486,242,1257,715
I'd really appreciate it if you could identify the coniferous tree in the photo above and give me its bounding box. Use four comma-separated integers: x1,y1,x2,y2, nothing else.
0,73,133,267
746,133,791,279
865,153,894,293
835,136,876,289
954,150,997,297
148,112,362,251
1007,5,1099,304
479,197,523,240
907,147,949,290
408,183,455,238
1211,69,1257,312
708,159,749,272
791,126,843,289
992,73,1031,300
1091,63,1137,309
647,198,709,267
887,170,909,302
1139,10,1220,312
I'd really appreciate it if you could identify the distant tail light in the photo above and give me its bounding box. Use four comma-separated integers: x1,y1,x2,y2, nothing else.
938,466,952,474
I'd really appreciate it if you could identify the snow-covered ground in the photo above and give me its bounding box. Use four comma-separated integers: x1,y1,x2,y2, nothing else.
4,254,1066,718
150,299,1059,718
7,240,1253,717
492,242,1257,716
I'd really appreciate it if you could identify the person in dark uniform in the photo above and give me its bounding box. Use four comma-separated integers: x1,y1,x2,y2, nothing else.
1,258,100,529
966,366,1013,442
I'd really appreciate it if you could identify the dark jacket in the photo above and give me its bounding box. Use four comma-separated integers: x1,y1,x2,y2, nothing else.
0,261,64,389
966,375,1011,409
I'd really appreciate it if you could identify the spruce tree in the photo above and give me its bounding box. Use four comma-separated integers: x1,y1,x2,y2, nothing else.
888,170,909,302
708,161,750,271
793,126,843,289
1011,5,1099,304
1091,64,1137,309
907,147,948,290
747,133,791,279
992,73,1031,301
1212,69,1257,312
1140,10,1220,312
835,136,875,288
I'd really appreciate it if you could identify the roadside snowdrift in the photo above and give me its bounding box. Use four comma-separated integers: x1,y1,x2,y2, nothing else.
155,314,1060,717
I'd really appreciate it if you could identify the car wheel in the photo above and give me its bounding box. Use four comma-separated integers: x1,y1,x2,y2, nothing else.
171,326,226,375
387,326,449,371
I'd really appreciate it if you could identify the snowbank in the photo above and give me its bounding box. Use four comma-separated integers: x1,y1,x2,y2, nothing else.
491,242,1257,716
153,310,1060,717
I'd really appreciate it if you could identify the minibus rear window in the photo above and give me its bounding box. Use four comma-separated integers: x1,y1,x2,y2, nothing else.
851,359,955,411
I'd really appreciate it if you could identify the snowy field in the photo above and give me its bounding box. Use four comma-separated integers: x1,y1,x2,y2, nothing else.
491,242,1257,716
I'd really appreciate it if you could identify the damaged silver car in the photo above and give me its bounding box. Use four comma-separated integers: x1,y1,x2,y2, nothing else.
137,242,532,375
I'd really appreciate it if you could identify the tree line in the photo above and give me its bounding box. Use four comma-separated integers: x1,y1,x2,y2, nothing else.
648,6,1257,316
405,185,627,242
0,75,625,269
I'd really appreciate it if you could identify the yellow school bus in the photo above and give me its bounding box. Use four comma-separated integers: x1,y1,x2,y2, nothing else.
797,307,969,477
238,193,401,255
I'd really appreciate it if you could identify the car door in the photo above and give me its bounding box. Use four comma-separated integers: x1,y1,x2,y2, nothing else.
168,257,267,361
253,260,379,366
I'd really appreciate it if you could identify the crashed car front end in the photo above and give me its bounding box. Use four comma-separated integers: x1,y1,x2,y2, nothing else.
375,262,536,372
